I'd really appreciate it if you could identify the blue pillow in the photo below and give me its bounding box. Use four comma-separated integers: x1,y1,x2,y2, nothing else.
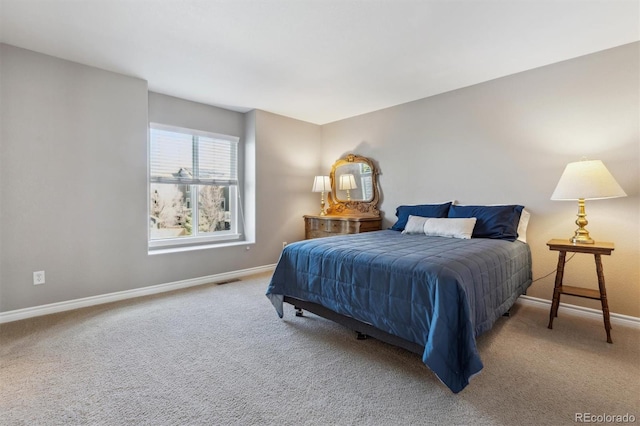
448,205,524,241
390,202,452,231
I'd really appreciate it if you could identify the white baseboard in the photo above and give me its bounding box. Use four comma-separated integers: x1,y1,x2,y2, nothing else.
0,264,277,324
3,271,638,329
517,295,640,329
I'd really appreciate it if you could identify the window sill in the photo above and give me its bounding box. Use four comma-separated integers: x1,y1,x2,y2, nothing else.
148,240,254,255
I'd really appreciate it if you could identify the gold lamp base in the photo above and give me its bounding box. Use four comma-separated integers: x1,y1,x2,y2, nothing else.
570,233,594,244
319,192,326,216
569,198,595,244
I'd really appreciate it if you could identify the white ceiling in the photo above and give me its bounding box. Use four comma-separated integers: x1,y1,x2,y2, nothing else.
1,1,638,125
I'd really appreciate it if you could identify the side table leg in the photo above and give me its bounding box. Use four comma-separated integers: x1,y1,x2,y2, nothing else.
594,254,613,344
548,251,566,329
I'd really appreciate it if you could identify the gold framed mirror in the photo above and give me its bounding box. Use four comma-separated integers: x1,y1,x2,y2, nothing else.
327,154,380,217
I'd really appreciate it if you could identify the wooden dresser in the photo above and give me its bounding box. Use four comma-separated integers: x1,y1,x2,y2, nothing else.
304,215,382,239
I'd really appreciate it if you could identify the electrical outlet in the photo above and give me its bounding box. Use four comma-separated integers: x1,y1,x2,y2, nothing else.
282,241,288,249
33,271,45,285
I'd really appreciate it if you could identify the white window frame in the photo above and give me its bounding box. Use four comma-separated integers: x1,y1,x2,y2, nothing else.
148,123,242,251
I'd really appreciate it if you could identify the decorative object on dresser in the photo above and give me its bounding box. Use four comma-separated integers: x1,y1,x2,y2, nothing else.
338,173,357,201
326,153,380,217
551,159,626,244
304,154,382,239
546,239,615,343
311,175,331,216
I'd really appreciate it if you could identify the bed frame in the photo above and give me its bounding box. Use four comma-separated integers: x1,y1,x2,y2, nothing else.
284,295,512,356
284,295,425,355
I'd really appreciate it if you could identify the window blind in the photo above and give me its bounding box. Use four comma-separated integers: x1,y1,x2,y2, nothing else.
150,125,238,186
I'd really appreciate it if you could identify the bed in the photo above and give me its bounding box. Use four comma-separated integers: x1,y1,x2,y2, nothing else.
266,204,532,393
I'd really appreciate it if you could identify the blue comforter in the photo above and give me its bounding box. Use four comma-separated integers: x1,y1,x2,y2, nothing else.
266,230,532,393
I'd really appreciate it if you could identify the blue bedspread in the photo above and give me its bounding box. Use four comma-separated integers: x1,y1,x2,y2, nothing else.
266,230,532,393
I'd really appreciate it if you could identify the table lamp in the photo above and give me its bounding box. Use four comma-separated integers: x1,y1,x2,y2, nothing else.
339,174,357,201
551,159,626,244
312,176,331,216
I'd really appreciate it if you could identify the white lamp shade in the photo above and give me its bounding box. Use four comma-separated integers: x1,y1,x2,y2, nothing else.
551,160,627,201
312,176,331,192
339,174,357,190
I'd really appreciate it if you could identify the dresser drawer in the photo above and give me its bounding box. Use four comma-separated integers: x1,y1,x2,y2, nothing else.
325,219,358,234
304,215,381,239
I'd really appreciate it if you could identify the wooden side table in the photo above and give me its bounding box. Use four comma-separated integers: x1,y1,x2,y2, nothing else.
546,239,615,343
303,215,382,239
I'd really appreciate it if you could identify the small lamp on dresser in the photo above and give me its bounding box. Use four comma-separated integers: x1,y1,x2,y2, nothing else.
551,159,627,244
312,176,331,216
339,174,357,201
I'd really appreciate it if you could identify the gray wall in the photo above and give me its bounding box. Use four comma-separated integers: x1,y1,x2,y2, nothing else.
253,110,323,255
0,45,321,312
2,42,638,318
321,42,639,317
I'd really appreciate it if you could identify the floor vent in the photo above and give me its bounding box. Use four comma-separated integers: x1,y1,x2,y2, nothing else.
215,278,241,285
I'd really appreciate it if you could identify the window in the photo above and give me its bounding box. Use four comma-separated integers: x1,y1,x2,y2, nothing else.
149,123,241,249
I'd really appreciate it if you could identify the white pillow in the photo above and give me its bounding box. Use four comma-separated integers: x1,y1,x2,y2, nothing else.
423,217,477,239
517,209,530,243
402,215,477,239
401,215,429,234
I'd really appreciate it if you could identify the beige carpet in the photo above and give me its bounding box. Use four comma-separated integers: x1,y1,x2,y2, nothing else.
1,272,639,425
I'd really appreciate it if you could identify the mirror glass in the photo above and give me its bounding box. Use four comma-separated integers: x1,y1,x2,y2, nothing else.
327,154,379,217
334,162,374,202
